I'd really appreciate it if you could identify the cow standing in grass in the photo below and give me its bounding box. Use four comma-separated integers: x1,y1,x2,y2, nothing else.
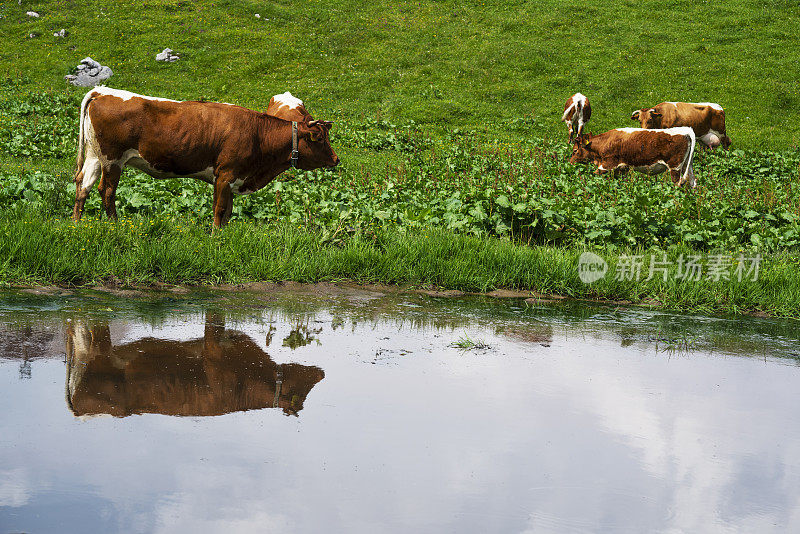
631,101,731,149
562,93,591,144
72,87,339,228
570,127,697,187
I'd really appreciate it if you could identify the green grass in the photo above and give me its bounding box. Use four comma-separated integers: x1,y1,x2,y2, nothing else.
2,0,800,316
1,0,799,148
2,210,799,317
451,333,492,351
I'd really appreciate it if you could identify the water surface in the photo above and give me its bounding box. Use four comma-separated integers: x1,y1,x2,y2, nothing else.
1,287,799,533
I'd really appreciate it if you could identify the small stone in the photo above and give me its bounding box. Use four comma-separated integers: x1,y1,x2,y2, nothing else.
54,29,67,38
255,13,261,18
28,32,39,39
26,11,39,17
155,48,179,62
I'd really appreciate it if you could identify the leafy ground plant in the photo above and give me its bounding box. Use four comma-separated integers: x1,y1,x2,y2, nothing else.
2,88,798,252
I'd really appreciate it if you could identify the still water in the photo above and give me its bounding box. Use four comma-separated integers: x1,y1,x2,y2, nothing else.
1,286,799,533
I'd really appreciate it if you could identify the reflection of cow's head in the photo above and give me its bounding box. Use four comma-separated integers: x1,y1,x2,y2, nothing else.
631,108,663,129
66,316,325,418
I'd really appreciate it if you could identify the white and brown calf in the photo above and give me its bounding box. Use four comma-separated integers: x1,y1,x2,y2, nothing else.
562,93,591,144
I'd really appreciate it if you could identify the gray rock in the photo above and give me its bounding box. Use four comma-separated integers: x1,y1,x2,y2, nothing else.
65,57,113,87
26,11,39,17
54,29,67,38
155,48,179,62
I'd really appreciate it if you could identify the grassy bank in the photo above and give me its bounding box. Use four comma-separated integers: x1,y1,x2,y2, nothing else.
2,211,799,317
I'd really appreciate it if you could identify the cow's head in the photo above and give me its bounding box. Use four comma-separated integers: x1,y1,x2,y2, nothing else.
631,108,663,129
297,119,339,169
569,135,595,164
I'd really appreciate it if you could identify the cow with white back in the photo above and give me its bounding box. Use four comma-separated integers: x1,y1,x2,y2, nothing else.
562,93,591,144
72,87,339,228
266,91,312,122
570,127,697,187
631,101,731,149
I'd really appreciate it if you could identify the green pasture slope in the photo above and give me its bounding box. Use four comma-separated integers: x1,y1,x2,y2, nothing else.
3,0,800,146
1,0,800,316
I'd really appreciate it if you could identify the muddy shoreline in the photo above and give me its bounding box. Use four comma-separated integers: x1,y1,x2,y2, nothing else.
10,279,772,317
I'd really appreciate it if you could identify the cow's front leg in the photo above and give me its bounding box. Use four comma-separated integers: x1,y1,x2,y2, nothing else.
222,193,234,226
212,177,233,229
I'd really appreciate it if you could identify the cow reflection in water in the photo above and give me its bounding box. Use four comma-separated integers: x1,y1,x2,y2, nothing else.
65,315,325,418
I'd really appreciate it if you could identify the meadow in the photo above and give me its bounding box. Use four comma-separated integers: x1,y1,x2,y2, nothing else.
1,0,799,315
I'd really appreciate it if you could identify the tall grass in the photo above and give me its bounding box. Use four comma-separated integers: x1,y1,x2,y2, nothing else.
2,210,798,317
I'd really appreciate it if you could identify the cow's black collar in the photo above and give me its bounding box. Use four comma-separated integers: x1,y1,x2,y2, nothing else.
291,121,299,168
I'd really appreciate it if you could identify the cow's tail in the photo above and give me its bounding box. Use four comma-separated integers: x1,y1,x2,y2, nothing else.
561,101,577,122
680,128,697,187
74,90,97,176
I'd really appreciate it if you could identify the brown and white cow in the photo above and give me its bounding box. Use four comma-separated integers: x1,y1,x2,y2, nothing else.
631,102,731,149
562,92,591,144
266,91,312,122
570,127,697,187
73,87,339,227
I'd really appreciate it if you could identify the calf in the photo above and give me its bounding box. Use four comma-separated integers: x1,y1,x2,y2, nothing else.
562,93,591,143
570,127,697,187
73,87,339,227
631,101,731,149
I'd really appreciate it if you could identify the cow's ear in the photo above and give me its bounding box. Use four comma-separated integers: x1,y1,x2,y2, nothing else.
631,110,641,121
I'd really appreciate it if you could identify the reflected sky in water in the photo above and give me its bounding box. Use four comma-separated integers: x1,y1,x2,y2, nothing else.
1,288,799,533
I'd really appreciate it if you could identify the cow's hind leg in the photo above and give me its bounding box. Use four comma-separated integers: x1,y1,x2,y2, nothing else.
212,179,233,229
670,168,682,186
72,157,102,220
100,165,122,220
